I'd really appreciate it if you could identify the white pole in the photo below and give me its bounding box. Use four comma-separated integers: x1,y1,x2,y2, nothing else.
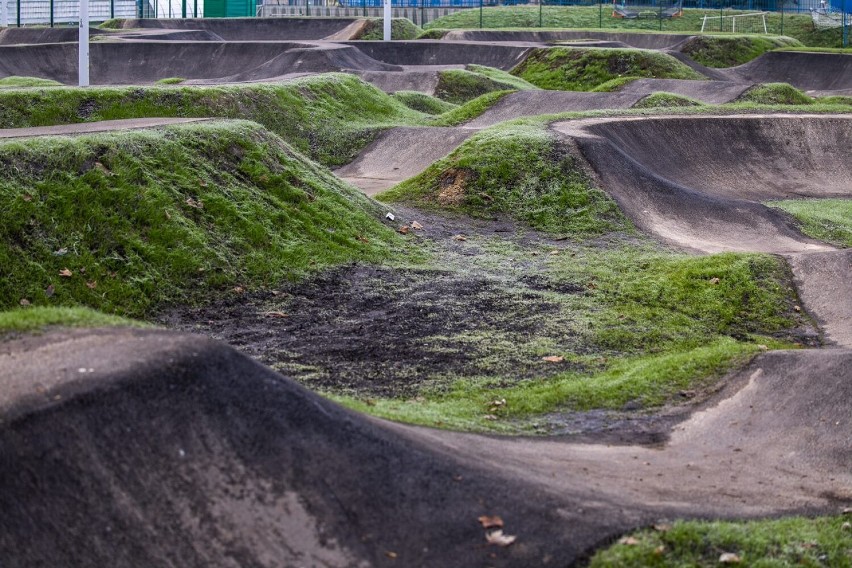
1,0,8,29
79,0,90,87
383,0,391,41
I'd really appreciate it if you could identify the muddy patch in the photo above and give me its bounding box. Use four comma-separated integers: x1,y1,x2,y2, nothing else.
160,264,591,398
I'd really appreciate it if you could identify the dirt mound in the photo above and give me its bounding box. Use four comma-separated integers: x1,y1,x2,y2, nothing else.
346,40,533,70
0,26,108,45
729,51,852,92
617,78,751,104
114,16,366,41
465,90,644,127
554,115,850,253
0,328,645,567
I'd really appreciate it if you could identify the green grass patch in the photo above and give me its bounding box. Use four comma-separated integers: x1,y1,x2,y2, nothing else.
680,35,802,67
0,76,63,89
769,199,852,248
0,73,428,167
155,77,186,85
590,516,852,567
423,6,846,48
392,90,459,114
632,91,705,108
0,120,407,318
353,17,421,40
429,90,514,125
379,121,629,237
0,306,142,334
590,76,642,92
817,95,852,106
735,82,814,105
511,47,704,91
465,64,540,91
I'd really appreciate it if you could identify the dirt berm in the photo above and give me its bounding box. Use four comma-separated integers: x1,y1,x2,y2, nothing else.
0,41,397,84
113,16,368,41
442,29,692,49
555,114,851,253
345,40,533,70
0,328,656,568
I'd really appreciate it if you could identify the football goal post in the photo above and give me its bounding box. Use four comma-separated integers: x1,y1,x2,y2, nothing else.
700,11,769,33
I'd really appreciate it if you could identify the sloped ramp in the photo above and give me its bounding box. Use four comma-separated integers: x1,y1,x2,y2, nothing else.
113,17,367,41
0,328,649,567
336,126,476,194
466,91,644,128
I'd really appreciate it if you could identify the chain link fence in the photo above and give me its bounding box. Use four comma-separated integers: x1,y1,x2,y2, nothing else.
0,0,203,24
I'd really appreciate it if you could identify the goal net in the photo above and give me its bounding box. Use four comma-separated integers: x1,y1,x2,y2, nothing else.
700,11,769,33
810,6,848,29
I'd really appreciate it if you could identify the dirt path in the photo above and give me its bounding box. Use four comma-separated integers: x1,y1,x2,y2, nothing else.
0,118,209,139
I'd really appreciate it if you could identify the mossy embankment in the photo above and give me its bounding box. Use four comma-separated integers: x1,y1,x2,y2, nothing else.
380,122,629,237
679,34,802,67
770,199,852,248
511,47,705,91
0,121,406,326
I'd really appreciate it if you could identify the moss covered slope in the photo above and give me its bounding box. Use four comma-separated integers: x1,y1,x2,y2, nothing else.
680,35,802,67
0,121,404,318
512,47,704,91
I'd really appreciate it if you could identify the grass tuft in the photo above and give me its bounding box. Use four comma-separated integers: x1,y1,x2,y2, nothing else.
0,76,63,89
0,306,142,334
392,90,459,114
632,91,705,108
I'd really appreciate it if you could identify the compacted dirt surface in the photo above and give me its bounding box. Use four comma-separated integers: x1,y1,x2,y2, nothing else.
1,20,851,567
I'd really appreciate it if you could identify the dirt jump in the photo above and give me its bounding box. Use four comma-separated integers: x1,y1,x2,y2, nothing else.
0,17,850,567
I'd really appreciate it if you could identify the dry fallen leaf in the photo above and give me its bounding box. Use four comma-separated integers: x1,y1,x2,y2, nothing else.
355,235,369,243
411,221,423,230
384,551,397,559
710,277,720,285
232,286,245,294
719,552,742,564
263,311,288,319
794,305,802,312
478,515,504,529
398,225,410,235
86,281,97,290
549,250,560,256
19,299,30,306
654,545,666,555
485,530,516,547
22,194,33,202
185,197,204,209
452,234,467,242
59,268,73,278
619,536,640,546
653,523,672,533
45,285,55,297
841,522,851,531
542,356,564,363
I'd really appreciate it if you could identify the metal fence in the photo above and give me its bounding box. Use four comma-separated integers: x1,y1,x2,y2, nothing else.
0,0,203,24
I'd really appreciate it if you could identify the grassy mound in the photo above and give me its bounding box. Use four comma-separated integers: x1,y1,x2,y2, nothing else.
0,121,404,319
770,199,852,248
353,17,421,40
0,74,427,167
392,91,458,114
0,76,62,89
511,47,704,91
735,82,814,105
632,92,705,109
590,516,852,567
679,35,802,67
435,68,522,103
379,122,630,237
423,6,846,48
